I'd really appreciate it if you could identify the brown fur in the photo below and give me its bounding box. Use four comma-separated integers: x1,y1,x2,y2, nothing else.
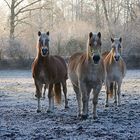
32,32,68,112
68,32,105,119
102,51,110,60
54,83,61,104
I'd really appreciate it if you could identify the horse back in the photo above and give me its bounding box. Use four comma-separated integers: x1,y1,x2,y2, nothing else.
102,51,110,60
68,52,86,72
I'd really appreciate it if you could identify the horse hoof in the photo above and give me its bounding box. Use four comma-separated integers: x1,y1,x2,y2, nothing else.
65,106,69,109
47,109,53,113
105,104,109,107
81,114,88,120
118,104,121,107
93,115,98,120
114,101,117,105
37,109,41,113
77,113,82,118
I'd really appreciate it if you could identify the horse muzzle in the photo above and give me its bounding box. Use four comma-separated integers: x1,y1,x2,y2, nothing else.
93,55,100,64
114,55,120,61
41,48,48,56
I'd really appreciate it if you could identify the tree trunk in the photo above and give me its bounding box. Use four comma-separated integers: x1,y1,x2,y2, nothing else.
95,0,101,29
10,0,15,40
101,0,113,37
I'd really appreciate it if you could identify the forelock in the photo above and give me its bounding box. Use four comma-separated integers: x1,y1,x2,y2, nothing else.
114,38,121,44
93,33,99,41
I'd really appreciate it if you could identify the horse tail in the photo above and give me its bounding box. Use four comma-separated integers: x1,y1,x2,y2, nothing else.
109,82,114,98
54,83,61,104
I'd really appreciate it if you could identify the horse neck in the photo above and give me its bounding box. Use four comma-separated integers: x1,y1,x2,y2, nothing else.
36,51,50,65
86,44,92,62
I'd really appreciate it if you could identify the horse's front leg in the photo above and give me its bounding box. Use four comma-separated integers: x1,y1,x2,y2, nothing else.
35,80,43,113
117,81,122,106
92,84,102,119
79,81,89,120
72,84,82,117
114,82,117,105
47,84,54,113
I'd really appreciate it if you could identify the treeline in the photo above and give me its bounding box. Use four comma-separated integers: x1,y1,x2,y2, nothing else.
0,0,140,69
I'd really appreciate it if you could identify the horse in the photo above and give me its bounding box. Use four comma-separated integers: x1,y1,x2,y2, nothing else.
32,31,68,113
104,37,126,107
68,32,105,119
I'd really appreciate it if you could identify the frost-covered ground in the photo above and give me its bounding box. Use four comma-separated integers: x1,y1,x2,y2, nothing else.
0,70,140,140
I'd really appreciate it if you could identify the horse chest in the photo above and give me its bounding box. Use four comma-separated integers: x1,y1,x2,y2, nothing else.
110,66,122,81
86,67,99,82
39,69,49,83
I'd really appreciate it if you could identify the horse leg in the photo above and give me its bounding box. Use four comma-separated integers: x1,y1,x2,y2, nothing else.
73,84,82,117
47,84,54,113
92,85,101,119
35,80,43,113
117,81,122,106
62,81,68,108
114,82,117,105
79,81,89,120
43,84,47,99
105,82,110,107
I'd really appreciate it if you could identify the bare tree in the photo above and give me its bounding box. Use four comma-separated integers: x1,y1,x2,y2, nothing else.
101,0,113,36
4,0,42,40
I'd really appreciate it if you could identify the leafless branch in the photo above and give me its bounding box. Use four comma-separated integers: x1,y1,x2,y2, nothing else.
3,0,11,9
14,0,24,8
19,7,43,14
14,16,29,23
15,0,41,16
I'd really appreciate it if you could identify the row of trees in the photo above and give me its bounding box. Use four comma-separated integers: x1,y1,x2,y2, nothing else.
0,0,140,60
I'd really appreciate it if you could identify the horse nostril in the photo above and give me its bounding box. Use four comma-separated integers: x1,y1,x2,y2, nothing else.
93,55,100,63
114,56,120,61
42,48,48,55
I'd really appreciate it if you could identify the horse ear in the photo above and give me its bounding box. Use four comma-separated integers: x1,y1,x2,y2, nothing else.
111,38,114,43
47,31,49,36
119,37,122,43
89,32,93,38
97,32,101,38
38,31,41,36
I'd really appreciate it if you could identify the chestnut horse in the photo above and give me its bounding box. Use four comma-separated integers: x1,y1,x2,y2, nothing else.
68,32,105,119
104,37,126,107
32,31,68,113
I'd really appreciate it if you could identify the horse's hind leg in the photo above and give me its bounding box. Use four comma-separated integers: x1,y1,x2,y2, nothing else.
35,80,43,113
62,81,68,108
73,84,82,117
105,82,110,107
43,84,47,99
47,84,54,113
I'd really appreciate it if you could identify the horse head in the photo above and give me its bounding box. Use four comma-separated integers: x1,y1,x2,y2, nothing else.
38,31,50,57
88,32,102,64
111,37,122,62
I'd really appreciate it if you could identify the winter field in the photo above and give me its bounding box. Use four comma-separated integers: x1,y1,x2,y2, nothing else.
0,70,140,140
